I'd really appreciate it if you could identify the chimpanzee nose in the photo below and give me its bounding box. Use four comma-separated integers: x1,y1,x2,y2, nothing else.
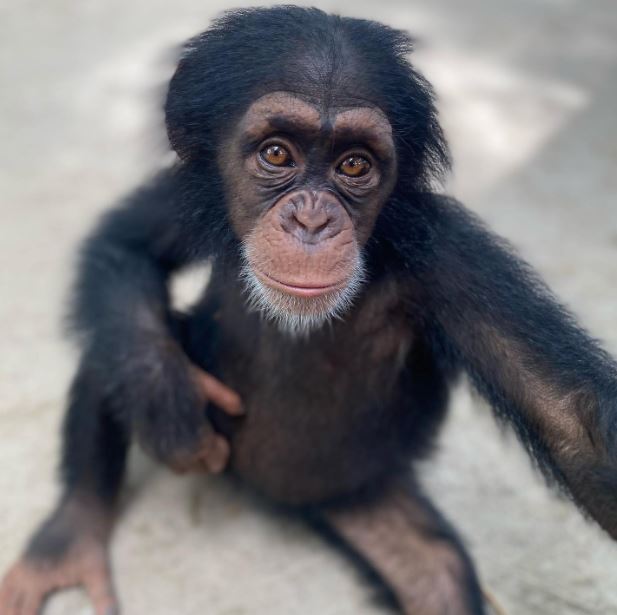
280,191,344,244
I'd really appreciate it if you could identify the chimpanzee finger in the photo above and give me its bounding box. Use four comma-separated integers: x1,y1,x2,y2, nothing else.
197,433,230,474
192,368,244,416
168,429,231,475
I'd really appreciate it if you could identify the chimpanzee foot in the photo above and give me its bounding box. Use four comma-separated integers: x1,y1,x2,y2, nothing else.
0,495,117,615
0,542,116,615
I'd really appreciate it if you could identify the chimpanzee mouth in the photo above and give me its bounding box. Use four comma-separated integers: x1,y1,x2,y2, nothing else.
239,248,366,336
252,269,348,298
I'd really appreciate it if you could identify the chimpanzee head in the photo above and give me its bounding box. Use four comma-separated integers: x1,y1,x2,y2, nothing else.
165,6,449,333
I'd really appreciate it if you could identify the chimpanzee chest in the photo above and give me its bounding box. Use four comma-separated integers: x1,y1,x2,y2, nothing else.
196,275,420,506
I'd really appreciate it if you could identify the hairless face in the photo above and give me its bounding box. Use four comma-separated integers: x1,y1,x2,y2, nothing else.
219,92,397,333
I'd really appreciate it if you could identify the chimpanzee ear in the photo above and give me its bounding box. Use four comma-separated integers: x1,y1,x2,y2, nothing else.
164,59,198,161
164,36,222,163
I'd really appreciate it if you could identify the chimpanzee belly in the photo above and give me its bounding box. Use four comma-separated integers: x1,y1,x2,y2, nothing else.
185,274,448,506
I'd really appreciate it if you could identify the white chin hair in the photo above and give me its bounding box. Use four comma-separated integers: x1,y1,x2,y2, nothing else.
239,257,366,337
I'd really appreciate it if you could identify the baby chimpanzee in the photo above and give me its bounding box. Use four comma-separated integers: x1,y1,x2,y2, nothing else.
2,6,616,615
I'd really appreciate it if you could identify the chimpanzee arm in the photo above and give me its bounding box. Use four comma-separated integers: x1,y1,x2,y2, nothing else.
382,194,617,537
69,167,239,467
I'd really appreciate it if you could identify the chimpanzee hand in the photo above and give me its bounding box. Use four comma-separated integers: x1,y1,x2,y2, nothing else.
167,367,244,474
112,335,243,474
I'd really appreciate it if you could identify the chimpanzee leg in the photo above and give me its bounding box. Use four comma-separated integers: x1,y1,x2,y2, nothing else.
319,479,486,615
0,358,129,615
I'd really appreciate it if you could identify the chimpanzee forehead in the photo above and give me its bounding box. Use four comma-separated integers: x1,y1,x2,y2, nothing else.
239,91,393,156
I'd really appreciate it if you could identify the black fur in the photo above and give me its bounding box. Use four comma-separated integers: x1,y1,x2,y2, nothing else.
374,194,617,523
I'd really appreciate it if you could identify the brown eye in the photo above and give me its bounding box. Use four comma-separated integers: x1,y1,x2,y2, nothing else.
337,155,371,178
260,144,292,166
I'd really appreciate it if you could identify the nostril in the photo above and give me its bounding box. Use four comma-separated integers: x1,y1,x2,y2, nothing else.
314,219,330,236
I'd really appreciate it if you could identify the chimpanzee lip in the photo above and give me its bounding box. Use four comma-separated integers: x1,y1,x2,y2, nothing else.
254,268,346,298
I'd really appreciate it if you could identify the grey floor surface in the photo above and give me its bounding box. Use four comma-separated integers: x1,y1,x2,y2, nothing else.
1,1,616,613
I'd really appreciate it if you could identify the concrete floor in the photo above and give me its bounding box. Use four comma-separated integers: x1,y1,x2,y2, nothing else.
1,1,616,613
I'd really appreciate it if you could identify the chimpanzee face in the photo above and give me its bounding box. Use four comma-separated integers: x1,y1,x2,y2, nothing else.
219,91,397,334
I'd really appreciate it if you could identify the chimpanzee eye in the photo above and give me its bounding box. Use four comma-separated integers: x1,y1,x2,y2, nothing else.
337,155,371,178
260,144,293,166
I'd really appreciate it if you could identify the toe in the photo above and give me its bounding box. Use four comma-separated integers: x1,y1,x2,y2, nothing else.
83,566,118,615
2,587,20,615
0,568,30,615
18,591,43,615
1,585,40,615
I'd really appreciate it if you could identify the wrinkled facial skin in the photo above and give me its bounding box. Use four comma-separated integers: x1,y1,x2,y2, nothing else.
219,92,397,334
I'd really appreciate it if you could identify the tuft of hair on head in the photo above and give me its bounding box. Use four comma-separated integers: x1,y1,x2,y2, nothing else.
165,5,450,192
